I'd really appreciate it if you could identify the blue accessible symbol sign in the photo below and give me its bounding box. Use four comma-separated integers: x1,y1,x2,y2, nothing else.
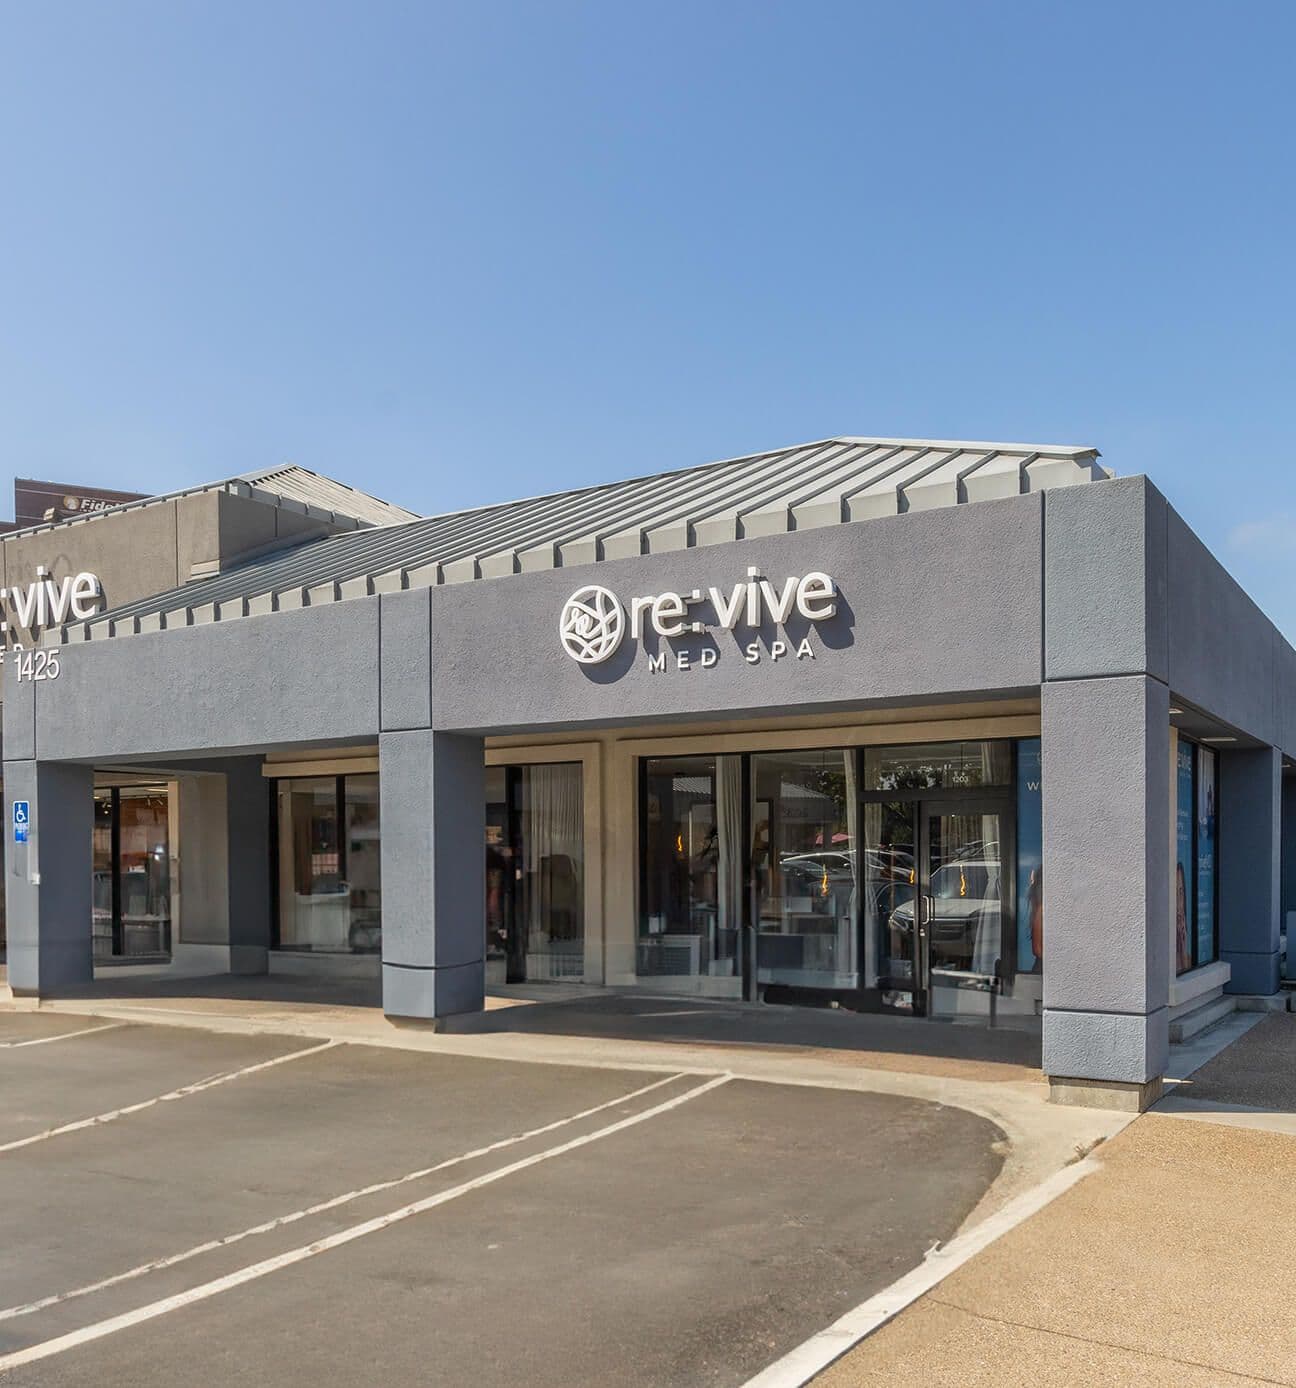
13,800,29,844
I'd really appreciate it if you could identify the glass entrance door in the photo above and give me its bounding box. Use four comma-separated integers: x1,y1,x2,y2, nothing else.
870,798,1006,1018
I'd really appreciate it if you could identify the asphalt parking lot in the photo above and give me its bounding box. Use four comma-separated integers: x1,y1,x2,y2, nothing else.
0,1012,1005,1387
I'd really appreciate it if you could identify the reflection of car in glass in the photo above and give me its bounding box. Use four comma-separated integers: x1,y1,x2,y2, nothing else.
779,851,854,884
777,851,855,914
866,846,914,874
888,860,1001,971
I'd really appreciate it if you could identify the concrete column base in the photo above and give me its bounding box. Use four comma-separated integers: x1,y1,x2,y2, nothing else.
229,945,269,976
1048,1075,1164,1112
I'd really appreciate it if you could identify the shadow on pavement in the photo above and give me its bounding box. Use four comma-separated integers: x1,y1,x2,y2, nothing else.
446,990,1043,1073
26,969,1043,1076
1174,1011,1296,1112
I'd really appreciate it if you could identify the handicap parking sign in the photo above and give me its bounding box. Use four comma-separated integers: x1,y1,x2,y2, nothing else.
13,801,29,844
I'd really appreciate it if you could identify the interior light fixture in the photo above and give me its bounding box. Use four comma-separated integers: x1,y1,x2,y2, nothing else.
1169,706,1184,715
1200,736,1238,744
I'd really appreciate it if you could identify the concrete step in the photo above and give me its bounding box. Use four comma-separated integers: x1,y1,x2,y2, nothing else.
1169,992,1237,1043
1234,992,1291,1013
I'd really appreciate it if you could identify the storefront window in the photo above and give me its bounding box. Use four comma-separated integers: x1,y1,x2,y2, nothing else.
752,749,858,988
1175,742,1194,973
1015,738,1043,978
92,786,172,960
344,775,381,953
640,755,741,979
865,742,1011,792
1196,749,1217,967
640,740,1024,1006
1176,738,1219,974
863,800,917,993
485,763,584,983
275,775,381,953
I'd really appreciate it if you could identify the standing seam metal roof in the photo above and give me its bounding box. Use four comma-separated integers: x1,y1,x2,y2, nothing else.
71,436,1106,642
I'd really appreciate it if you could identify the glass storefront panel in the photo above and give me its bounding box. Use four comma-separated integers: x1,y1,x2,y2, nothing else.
634,737,1030,1022
518,763,583,980
865,742,1011,793
925,805,1003,1018
752,749,858,988
1175,741,1194,973
92,791,114,958
344,775,382,954
865,800,917,998
640,755,741,979
1196,748,1217,967
1175,737,1219,974
118,789,171,955
92,785,172,960
275,774,381,953
485,767,514,979
484,762,584,983
1015,739,1043,978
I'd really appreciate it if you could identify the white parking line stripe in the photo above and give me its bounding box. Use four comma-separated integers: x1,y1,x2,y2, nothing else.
0,1072,733,1373
634,1009,718,1018
0,1040,341,1155
0,1023,128,1049
739,1156,1103,1388
0,1070,689,1324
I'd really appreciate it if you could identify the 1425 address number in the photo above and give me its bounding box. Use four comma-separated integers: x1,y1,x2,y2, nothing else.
12,649,61,683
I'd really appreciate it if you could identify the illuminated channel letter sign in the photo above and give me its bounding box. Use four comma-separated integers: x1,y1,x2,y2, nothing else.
558,568,838,672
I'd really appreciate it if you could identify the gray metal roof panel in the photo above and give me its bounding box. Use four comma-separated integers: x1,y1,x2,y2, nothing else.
77,435,1104,640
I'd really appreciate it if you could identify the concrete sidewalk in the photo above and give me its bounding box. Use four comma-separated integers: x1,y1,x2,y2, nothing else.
815,1013,1296,1386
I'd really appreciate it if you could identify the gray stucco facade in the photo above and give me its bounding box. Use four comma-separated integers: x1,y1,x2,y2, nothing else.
3,444,1293,1108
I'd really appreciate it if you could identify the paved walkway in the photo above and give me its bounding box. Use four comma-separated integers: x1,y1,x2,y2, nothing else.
814,1011,1296,1386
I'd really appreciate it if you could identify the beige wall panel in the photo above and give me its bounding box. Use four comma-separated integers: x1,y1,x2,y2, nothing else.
3,500,181,641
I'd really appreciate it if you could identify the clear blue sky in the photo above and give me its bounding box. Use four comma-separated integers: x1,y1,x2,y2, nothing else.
4,3,1295,631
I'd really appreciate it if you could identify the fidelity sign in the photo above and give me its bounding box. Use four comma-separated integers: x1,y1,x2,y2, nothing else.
559,568,838,671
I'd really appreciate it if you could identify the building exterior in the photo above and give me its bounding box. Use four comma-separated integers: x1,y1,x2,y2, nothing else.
3,437,1293,1110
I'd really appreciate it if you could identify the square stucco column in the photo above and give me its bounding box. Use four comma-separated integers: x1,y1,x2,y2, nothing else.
224,758,271,974
1219,746,1282,995
1041,676,1170,1109
3,760,94,996
379,730,485,1020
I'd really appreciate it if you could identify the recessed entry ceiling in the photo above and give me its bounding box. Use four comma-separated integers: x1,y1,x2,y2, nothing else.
66,435,1108,643
1170,700,1266,751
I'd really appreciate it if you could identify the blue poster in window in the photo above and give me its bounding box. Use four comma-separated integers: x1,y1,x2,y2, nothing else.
1196,749,1216,965
1016,739,1042,974
1175,741,1194,973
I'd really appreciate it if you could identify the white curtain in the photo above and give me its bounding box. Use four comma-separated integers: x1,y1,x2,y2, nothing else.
715,755,743,976
522,764,584,970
